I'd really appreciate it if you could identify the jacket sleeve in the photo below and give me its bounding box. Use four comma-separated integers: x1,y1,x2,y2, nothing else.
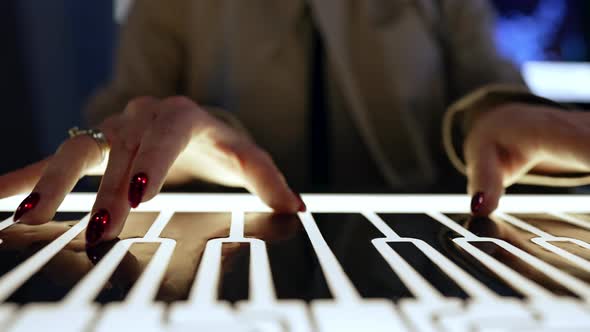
440,0,524,98
438,0,588,186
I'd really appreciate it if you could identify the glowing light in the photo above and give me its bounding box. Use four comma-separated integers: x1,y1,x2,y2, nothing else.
522,61,590,102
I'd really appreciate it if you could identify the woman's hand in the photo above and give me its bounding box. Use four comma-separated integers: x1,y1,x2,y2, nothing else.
465,103,590,216
0,96,304,246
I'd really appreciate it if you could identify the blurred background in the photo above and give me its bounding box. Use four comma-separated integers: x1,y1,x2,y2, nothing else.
0,0,589,176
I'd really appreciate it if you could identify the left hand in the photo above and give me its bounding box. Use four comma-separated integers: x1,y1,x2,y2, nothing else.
465,103,590,216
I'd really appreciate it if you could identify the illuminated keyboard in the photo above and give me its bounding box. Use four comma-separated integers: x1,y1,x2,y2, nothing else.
0,193,589,331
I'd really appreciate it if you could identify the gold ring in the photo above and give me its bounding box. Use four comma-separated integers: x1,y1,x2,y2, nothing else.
68,126,109,162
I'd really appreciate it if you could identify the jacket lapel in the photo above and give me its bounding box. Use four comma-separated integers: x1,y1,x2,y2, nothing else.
310,0,437,187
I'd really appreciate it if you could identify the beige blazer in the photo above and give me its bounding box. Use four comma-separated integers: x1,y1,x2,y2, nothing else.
86,0,525,189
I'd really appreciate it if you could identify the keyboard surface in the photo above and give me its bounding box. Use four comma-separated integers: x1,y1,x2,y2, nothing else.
0,193,589,331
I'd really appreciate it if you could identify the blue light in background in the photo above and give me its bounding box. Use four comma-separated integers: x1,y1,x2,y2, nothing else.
494,0,566,65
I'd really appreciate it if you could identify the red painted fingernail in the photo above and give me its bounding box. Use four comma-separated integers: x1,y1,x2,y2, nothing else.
14,192,40,221
86,242,113,265
128,172,148,208
296,193,307,212
86,209,110,247
471,192,485,214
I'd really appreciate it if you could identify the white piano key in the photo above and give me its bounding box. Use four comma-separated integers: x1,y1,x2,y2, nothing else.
529,298,590,329
169,303,242,331
0,216,15,233
0,304,17,330
438,299,538,332
237,300,312,332
398,299,463,332
95,303,166,332
6,304,97,332
361,211,401,239
229,210,244,238
311,300,408,332
427,211,479,239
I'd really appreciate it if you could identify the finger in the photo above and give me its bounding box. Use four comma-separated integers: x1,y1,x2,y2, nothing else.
88,97,158,246
465,142,504,217
0,158,50,199
217,141,304,213
126,97,200,208
15,135,103,224
465,136,536,216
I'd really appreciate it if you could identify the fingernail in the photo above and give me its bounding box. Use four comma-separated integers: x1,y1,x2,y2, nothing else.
86,209,110,247
471,191,485,214
296,193,307,212
14,192,40,221
128,172,148,208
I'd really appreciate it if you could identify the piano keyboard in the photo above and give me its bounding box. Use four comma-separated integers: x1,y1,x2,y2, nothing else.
0,193,589,331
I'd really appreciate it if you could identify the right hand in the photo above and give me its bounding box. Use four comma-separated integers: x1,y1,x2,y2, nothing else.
0,96,305,246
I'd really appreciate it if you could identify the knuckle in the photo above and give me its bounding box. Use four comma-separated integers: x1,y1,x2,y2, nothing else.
111,132,139,154
96,184,124,206
153,110,194,139
160,95,197,110
124,96,158,114
58,136,81,153
252,147,273,165
41,163,68,182
136,143,164,161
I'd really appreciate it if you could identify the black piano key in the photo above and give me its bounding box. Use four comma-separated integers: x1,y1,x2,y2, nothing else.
387,242,468,298
246,213,332,301
51,212,90,222
155,212,231,302
314,213,413,301
380,213,523,298
218,243,250,302
94,242,162,303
